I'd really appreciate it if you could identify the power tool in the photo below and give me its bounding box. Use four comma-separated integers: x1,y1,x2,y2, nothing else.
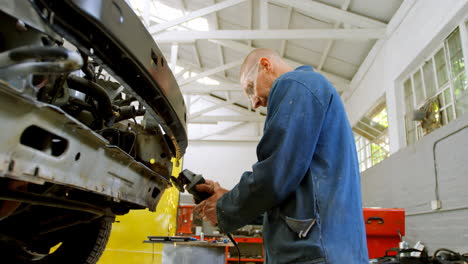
171,169,212,204
171,169,241,263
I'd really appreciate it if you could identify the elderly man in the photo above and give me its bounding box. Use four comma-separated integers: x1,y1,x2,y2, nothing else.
195,48,368,263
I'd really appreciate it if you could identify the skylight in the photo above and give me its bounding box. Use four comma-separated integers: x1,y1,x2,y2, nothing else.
128,0,209,31
127,0,218,85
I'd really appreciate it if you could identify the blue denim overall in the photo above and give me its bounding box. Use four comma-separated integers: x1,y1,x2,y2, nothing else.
217,66,369,263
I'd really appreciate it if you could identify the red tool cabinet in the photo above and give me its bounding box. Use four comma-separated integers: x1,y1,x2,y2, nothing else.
176,205,195,235
363,208,405,259
176,206,405,260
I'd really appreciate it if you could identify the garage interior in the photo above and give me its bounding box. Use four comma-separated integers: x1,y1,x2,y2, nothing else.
101,0,468,262
0,0,467,263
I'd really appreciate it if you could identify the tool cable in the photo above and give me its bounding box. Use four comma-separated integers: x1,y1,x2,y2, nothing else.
226,233,240,264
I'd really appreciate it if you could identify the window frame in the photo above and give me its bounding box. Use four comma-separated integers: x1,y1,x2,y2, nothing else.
403,23,468,146
354,105,389,172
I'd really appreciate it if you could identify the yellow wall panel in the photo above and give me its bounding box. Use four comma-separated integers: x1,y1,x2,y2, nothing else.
98,159,181,264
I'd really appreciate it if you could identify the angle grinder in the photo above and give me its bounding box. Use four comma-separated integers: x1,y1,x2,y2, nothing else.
171,169,212,204
171,169,241,263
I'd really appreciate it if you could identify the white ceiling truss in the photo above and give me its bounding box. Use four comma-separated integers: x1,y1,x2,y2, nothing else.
129,0,402,141
178,59,243,86
271,0,386,28
181,83,240,94
317,0,352,71
207,39,351,91
149,0,248,34
154,28,386,43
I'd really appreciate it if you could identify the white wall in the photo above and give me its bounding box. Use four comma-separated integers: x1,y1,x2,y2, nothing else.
346,0,468,253
361,114,468,253
182,141,258,190
344,0,468,153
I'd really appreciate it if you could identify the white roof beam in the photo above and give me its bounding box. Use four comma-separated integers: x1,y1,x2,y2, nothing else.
182,0,202,70
247,0,253,46
193,122,248,140
143,0,151,27
180,0,187,13
189,97,241,119
181,84,241,94
189,115,265,123
140,10,203,64
192,43,203,68
202,93,267,116
175,68,189,80
179,59,243,86
154,29,386,43
209,0,227,79
208,40,350,90
343,0,418,103
190,95,203,107
279,6,293,57
184,95,191,115
317,0,352,71
343,40,385,101
271,0,386,28
170,43,179,71
259,0,269,30
149,0,248,34
189,135,261,142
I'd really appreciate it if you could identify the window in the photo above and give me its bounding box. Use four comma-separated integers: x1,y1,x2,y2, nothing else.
354,104,389,172
403,27,468,145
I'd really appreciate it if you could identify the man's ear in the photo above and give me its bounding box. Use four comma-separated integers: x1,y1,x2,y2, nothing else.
259,57,272,72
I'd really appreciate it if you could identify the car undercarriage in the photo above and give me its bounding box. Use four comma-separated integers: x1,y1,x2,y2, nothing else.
0,0,187,263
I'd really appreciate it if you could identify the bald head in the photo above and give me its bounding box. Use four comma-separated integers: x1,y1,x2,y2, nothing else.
238,48,294,108
240,48,285,76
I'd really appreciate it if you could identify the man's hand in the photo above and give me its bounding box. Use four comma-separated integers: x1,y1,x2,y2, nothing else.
194,181,229,226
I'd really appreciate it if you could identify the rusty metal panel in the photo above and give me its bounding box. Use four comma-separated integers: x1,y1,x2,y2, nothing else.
0,86,171,211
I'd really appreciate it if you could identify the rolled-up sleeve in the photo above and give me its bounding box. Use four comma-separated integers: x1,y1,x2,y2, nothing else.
216,78,328,233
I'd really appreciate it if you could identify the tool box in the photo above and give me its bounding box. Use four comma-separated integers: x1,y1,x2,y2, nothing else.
364,208,405,259
177,205,195,235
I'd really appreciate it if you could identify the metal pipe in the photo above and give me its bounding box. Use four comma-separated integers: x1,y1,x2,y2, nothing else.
114,106,146,123
9,46,73,61
78,50,95,81
0,46,82,69
66,75,115,121
114,96,137,106
115,105,136,123
432,125,467,202
0,62,81,79
406,206,468,217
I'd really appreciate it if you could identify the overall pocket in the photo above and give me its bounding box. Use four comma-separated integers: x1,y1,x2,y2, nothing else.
283,215,316,238
264,211,326,263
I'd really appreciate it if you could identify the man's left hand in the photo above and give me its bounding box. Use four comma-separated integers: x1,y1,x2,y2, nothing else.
194,182,229,226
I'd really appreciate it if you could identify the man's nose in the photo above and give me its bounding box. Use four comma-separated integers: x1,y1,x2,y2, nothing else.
252,97,261,109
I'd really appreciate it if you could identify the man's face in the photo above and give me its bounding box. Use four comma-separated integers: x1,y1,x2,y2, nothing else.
240,59,274,108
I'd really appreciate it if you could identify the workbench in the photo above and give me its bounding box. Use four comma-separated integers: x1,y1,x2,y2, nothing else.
144,237,233,264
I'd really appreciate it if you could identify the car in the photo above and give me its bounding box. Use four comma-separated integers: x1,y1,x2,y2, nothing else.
0,0,187,263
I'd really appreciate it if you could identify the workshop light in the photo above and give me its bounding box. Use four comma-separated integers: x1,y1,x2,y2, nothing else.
150,158,156,164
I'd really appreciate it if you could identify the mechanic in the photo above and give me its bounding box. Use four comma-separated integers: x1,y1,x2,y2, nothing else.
195,48,369,263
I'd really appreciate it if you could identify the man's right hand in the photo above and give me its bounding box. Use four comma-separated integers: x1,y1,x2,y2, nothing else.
194,181,229,226
195,180,216,195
